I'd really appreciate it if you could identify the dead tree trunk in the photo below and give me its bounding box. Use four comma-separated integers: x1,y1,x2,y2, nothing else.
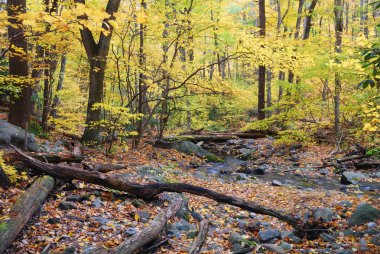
189,220,209,254
88,198,182,254
14,147,304,231
0,176,55,253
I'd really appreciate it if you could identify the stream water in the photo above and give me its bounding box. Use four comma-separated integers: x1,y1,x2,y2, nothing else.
196,154,380,198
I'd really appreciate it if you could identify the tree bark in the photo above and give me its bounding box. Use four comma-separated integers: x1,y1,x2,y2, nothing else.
303,0,318,40
189,220,209,254
75,0,122,143
294,0,305,39
7,0,32,129
14,147,304,231
334,0,343,146
51,54,67,118
0,176,55,253
258,0,266,120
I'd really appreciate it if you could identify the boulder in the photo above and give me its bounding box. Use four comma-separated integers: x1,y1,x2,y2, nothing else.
259,229,281,242
349,204,380,226
341,172,367,185
272,180,282,186
0,119,41,152
313,208,336,222
173,141,222,162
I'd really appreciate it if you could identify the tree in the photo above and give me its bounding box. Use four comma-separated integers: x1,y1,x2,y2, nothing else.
257,0,266,120
7,0,31,129
334,0,343,150
75,0,121,143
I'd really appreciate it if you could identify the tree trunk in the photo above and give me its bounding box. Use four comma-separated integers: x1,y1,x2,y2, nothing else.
294,0,305,39
266,69,272,118
258,0,266,121
82,58,107,142
7,0,32,129
0,176,55,253
76,0,122,143
334,0,343,147
303,0,318,40
51,54,67,118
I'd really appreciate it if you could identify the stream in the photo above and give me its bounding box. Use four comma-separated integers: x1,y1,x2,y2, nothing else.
193,140,380,198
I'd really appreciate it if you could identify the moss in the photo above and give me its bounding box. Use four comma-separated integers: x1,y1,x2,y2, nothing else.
0,221,8,231
205,154,224,163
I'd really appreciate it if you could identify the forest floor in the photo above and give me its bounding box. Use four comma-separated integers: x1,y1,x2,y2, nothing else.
1,137,380,254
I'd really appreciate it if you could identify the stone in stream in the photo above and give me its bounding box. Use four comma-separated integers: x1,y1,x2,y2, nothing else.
341,171,367,185
253,165,269,175
173,141,222,162
348,203,380,226
272,180,282,186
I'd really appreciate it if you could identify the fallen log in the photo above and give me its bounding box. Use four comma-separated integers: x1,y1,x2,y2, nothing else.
93,164,127,173
189,220,209,254
0,176,55,253
32,154,85,164
14,147,316,236
87,198,181,254
0,167,11,190
354,161,380,169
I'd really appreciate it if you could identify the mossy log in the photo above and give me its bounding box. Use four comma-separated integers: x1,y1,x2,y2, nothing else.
0,176,55,253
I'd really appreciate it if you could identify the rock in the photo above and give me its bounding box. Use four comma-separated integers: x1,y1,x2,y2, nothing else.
318,168,330,175
172,219,191,231
58,201,77,210
124,228,137,236
228,232,244,245
341,172,367,185
320,233,336,243
237,148,255,160
339,201,353,207
93,217,110,225
231,173,250,181
262,244,286,254
259,229,281,242
186,231,198,238
313,208,336,222
173,141,222,162
253,165,269,175
0,119,41,152
137,166,164,177
348,204,380,226
289,156,300,162
91,198,103,208
137,210,151,222
280,242,292,251
132,199,145,208
342,230,363,238
368,222,377,228
47,218,61,224
232,243,244,252
371,234,380,246
288,234,301,244
272,180,282,186
335,250,354,254
66,194,88,202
